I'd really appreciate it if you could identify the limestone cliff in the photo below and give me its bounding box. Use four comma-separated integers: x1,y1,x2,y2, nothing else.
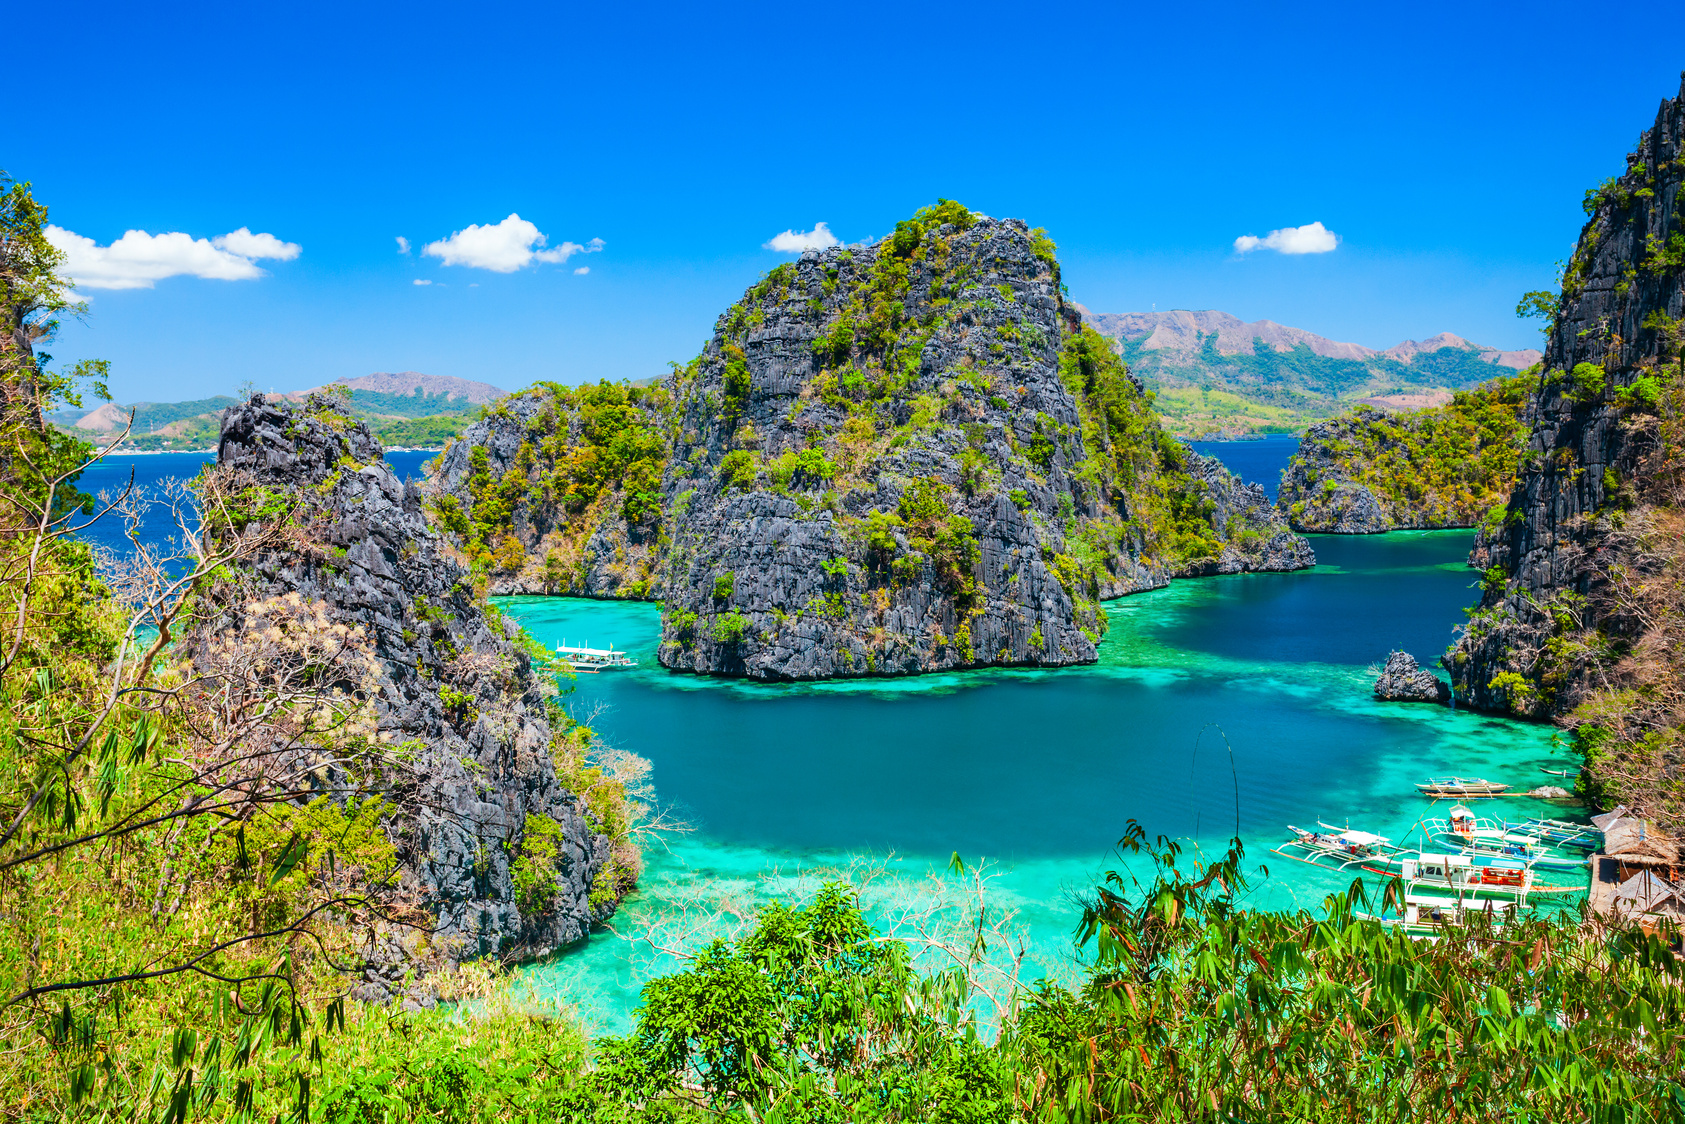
197,395,623,987
1277,377,1531,533
654,206,1310,679
429,381,669,598
1446,76,1685,736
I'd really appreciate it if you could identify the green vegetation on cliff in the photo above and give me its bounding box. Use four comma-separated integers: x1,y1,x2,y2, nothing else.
428,379,671,593
1279,372,1532,532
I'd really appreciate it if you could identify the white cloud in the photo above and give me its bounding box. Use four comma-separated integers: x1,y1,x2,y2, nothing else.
413,279,431,286
764,222,839,253
46,224,301,290
574,266,590,275
213,227,301,261
423,214,603,272
396,236,411,254
1233,221,1338,255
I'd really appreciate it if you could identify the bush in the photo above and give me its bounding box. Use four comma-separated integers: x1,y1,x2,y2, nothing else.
712,571,735,600
1617,373,1662,411
711,611,750,644
1570,361,1607,400
718,450,757,491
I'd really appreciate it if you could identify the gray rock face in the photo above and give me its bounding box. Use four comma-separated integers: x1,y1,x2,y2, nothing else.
1373,650,1450,703
653,218,1313,680
1446,77,1685,715
1279,416,1405,533
204,395,617,982
1178,452,1318,575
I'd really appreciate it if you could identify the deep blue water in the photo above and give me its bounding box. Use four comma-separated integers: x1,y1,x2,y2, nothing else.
71,449,438,556
1187,433,1300,499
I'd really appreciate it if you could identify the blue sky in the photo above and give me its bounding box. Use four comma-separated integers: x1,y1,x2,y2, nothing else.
19,0,1685,402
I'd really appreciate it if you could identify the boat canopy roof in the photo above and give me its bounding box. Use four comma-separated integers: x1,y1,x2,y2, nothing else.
1339,830,1388,846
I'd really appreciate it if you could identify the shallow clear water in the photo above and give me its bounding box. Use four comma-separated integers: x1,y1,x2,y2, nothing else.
499,531,1575,1032
1187,433,1300,500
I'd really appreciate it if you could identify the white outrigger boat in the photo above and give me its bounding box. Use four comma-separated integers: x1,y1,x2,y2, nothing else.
1273,824,1408,870
1358,851,1582,902
1426,805,1587,871
1416,776,1510,798
555,641,638,672
1359,890,1521,936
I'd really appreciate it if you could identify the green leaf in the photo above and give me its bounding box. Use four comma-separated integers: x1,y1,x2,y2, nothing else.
269,832,308,886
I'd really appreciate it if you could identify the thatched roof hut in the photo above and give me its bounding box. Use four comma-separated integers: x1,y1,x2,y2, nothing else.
1609,870,1685,919
1602,817,1680,867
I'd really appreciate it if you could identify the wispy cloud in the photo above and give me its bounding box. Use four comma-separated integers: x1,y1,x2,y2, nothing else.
413,279,431,286
574,266,590,275
396,236,411,254
764,222,839,253
46,225,301,290
423,214,603,272
1233,221,1338,255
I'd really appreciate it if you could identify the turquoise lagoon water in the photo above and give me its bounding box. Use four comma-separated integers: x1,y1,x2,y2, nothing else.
498,531,1573,1033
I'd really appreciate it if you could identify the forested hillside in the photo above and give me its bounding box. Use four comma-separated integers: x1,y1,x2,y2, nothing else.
1082,309,1538,437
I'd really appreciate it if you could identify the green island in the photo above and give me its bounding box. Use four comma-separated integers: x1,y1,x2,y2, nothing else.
1276,371,1533,532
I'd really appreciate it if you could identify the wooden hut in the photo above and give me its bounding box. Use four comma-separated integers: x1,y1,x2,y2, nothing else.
1589,814,1685,921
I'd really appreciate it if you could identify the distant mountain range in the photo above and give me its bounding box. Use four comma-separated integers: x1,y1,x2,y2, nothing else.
1082,309,1539,371
304,371,507,405
52,373,507,451
1077,308,1542,437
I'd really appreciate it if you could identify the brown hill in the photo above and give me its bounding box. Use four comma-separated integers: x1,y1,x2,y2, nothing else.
303,372,507,404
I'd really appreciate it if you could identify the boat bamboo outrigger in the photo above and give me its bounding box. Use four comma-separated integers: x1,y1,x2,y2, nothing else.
554,641,638,672
1511,816,1600,852
1425,805,1587,871
1273,825,1407,870
1416,777,1510,798
1358,891,1522,935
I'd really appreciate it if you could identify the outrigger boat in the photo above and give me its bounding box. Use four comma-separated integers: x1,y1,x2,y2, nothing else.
1426,805,1587,871
1273,824,1407,870
1359,891,1521,935
1416,777,1509,798
1359,851,1582,901
555,641,638,673
1509,816,1599,852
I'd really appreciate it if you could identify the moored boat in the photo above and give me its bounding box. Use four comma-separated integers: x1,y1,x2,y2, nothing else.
1358,891,1521,935
1359,852,1583,900
1273,825,1406,870
555,641,638,672
1426,805,1588,871
1416,776,1509,798
1511,816,1599,851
